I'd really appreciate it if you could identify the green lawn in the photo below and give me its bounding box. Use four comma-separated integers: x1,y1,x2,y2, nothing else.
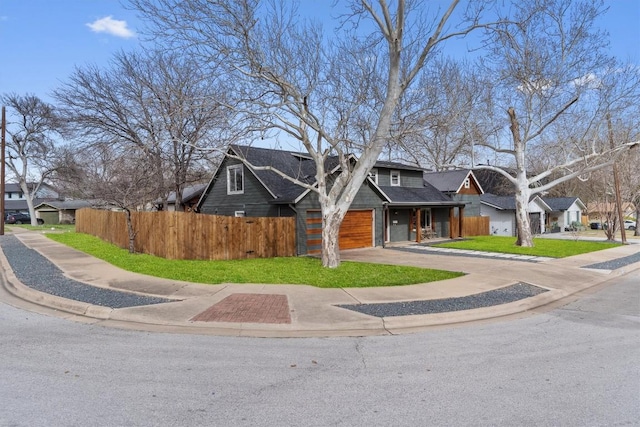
434,235,621,258
45,232,464,288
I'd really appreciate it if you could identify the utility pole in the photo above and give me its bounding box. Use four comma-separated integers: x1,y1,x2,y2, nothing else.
1,106,5,236
607,113,626,244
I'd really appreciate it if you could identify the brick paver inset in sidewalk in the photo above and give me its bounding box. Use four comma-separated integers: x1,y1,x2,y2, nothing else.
191,293,291,324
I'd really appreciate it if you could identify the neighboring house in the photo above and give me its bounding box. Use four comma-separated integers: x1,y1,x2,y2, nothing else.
423,169,484,217
543,197,586,231
4,182,59,215
480,193,551,236
165,184,207,212
586,201,636,222
197,145,466,255
472,169,515,196
34,200,93,224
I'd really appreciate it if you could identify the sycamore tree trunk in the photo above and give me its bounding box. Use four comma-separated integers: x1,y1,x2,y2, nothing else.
514,186,533,246
320,205,347,268
19,181,39,226
509,107,535,247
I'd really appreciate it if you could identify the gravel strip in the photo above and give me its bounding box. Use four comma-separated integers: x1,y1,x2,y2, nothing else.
338,283,548,317
0,235,174,309
387,246,547,263
583,251,640,270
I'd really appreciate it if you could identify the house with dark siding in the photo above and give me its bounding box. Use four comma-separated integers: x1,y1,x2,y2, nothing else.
423,169,484,217
197,145,467,255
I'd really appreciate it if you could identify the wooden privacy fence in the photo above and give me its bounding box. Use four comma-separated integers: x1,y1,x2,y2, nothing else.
451,215,490,237
76,209,296,260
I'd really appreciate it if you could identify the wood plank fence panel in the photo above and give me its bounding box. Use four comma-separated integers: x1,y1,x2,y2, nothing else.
451,215,490,237
75,209,296,260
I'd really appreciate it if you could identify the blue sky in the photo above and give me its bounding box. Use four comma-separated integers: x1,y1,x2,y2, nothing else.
0,0,638,103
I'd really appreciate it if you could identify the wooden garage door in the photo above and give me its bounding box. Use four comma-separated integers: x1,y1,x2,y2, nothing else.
306,210,374,254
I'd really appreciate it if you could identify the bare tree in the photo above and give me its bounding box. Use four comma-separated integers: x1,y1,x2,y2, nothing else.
394,58,492,170
471,0,639,246
55,49,234,210
55,144,159,252
1,93,63,225
131,0,491,267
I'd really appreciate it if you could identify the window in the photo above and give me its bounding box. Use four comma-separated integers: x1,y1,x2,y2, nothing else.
390,170,400,186
227,164,244,195
234,211,245,217
464,177,471,189
368,169,378,185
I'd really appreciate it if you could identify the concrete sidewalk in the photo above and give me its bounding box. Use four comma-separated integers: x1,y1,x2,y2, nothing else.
1,228,639,337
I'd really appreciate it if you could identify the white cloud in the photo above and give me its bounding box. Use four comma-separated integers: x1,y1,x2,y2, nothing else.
86,16,135,38
572,73,601,89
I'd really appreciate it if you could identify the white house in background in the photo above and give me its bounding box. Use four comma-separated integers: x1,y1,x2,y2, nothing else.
480,193,551,237
4,183,59,214
544,197,586,231
34,200,93,224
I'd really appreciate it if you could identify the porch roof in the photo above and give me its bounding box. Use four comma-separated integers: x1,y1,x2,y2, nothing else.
377,185,464,207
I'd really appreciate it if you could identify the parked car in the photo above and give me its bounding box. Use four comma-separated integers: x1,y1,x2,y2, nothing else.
5,212,44,225
624,220,636,230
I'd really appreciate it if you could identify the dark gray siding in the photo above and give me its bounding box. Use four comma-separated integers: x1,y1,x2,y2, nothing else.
432,208,451,238
200,159,284,217
388,208,411,242
376,168,424,188
451,194,481,217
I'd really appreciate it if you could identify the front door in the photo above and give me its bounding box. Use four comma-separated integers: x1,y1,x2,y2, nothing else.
530,213,541,235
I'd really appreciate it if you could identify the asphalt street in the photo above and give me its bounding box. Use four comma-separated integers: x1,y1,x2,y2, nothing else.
1,269,638,427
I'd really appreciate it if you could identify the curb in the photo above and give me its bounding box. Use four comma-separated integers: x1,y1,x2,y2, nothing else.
1,230,638,337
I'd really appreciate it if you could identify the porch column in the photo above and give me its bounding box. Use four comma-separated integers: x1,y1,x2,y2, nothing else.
416,208,421,243
449,207,455,238
459,206,465,238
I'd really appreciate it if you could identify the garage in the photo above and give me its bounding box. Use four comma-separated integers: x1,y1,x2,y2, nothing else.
38,210,59,225
306,209,374,254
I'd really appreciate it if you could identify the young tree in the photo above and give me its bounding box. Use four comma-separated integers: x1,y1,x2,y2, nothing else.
131,0,491,267
55,49,234,210
1,93,63,225
55,144,159,252
470,0,639,246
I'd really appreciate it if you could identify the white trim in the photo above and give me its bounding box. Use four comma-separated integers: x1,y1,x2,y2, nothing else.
227,164,244,195
368,168,379,185
390,170,401,187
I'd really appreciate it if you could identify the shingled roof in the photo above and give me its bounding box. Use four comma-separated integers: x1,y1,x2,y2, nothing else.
480,193,552,211
543,197,585,211
480,193,517,210
424,169,484,194
227,145,445,204
229,144,326,203
376,182,457,205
